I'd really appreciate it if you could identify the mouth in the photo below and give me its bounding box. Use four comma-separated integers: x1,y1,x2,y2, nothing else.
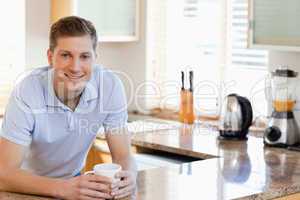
64,73,85,80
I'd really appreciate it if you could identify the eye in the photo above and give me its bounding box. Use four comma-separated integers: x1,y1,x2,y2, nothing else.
81,54,91,60
61,53,70,58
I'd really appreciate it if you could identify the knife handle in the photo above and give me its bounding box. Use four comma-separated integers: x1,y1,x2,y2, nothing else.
181,71,184,90
189,71,193,92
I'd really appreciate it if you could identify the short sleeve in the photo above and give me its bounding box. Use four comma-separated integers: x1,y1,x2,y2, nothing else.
103,76,128,132
0,89,34,146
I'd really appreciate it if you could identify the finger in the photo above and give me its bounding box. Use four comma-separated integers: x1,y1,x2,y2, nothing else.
84,172,94,176
81,196,105,200
80,188,112,199
86,174,113,184
114,190,133,199
115,171,131,179
83,181,111,193
112,185,135,197
118,178,134,189
110,180,121,190
111,187,119,194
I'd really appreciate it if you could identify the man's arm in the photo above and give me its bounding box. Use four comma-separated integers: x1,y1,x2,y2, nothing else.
105,127,137,199
0,138,113,200
0,138,62,196
105,128,137,173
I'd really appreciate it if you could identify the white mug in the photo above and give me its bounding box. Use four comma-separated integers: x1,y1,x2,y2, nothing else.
84,163,122,181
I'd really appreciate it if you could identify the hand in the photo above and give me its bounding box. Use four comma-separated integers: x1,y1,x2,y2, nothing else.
57,174,114,200
111,170,137,199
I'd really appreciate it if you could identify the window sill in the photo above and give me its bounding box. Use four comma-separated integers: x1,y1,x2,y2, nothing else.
129,108,220,122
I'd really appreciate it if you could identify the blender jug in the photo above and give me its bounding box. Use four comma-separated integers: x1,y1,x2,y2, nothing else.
264,67,300,147
271,69,298,112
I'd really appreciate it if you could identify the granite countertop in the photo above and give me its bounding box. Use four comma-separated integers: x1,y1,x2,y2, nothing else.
2,124,300,199
100,123,300,200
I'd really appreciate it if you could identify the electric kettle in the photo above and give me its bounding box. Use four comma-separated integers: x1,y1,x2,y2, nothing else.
219,94,253,140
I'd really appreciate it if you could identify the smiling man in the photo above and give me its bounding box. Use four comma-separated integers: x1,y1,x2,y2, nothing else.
0,16,137,200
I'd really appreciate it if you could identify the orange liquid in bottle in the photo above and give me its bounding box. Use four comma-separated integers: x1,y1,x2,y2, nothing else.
273,100,295,112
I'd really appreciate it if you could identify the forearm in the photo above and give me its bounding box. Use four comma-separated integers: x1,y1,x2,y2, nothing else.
113,155,137,177
112,155,138,199
106,130,137,177
0,168,63,198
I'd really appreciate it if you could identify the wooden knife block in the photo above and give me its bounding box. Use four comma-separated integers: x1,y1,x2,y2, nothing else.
179,90,195,124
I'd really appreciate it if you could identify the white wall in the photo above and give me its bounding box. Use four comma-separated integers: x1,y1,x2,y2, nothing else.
26,1,300,117
26,0,50,69
0,0,26,114
268,51,300,72
96,0,147,111
25,0,147,111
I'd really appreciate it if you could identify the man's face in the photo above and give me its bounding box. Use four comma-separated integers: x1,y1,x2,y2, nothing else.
47,35,96,99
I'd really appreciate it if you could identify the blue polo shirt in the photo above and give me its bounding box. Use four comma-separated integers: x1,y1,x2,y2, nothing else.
0,65,128,178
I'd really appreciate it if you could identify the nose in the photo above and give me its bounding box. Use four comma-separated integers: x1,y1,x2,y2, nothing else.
69,57,81,74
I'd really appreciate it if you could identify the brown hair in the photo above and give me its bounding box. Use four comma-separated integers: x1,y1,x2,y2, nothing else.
49,16,98,51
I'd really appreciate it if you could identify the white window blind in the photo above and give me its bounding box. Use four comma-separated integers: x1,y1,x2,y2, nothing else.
183,0,199,18
229,0,268,69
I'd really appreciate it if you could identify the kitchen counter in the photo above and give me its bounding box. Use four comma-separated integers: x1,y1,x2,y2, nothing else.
0,192,131,200
100,124,300,200
2,124,300,199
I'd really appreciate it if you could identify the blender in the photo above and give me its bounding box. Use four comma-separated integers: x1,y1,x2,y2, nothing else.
264,67,300,147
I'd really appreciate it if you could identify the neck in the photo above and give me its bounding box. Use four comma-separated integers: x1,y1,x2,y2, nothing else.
53,82,82,111
64,97,81,111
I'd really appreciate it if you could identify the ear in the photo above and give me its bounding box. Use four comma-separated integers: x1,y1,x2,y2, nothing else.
47,49,53,66
93,49,98,59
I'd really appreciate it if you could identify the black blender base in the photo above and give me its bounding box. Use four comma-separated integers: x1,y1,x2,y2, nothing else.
263,141,287,148
264,140,300,150
287,143,300,151
218,130,248,141
218,135,248,141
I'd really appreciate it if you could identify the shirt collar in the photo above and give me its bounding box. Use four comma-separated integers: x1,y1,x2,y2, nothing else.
81,71,98,102
44,67,99,108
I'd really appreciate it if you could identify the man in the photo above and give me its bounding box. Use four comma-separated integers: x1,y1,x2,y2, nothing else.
0,16,137,200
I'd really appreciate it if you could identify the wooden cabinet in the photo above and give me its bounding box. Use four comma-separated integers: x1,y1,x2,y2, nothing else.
51,0,139,42
275,193,300,200
248,0,300,51
51,0,140,42
50,0,75,24
76,0,139,42
84,140,112,172
84,139,140,172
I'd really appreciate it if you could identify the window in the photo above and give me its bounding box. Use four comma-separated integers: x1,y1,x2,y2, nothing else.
0,0,25,115
224,0,268,116
146,0,268,117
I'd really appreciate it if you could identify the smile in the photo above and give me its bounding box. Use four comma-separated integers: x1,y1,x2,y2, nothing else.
64,73,84,80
